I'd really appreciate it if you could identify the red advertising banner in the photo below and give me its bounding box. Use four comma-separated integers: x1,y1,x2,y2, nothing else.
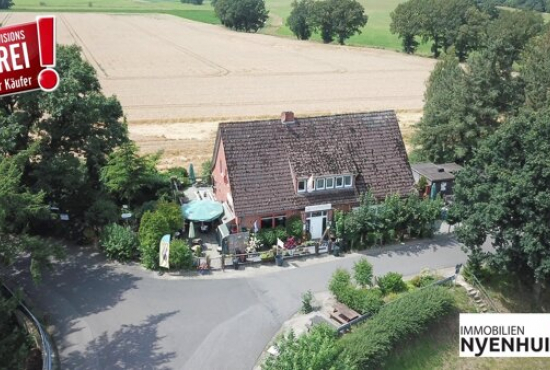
0,16,59,97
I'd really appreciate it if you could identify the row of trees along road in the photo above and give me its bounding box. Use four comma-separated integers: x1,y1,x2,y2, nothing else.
390,0,544,60
412,23,550,288
287,0,368,44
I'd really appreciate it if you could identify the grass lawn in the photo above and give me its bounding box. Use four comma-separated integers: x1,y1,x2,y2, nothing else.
10,0,220,24
384,279,550,370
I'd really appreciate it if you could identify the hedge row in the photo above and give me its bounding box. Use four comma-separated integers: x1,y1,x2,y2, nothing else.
338,286,454,369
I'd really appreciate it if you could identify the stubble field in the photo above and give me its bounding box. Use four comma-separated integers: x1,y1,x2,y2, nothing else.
1,12,434,167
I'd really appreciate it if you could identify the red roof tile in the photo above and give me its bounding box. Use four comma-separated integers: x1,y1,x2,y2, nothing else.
215,111,414,217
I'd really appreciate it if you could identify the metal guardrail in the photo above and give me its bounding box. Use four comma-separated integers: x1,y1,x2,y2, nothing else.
336,274,456,335
469,273,500,313
1,283,55,370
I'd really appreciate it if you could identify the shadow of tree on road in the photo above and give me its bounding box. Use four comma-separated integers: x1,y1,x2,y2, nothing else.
64,311,178,370
7,245,143,356
360,235,461,258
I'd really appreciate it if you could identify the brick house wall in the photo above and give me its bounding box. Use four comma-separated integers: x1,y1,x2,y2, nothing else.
212,139,232,205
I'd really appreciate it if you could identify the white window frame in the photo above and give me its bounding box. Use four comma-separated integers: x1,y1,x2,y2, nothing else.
344,175,352,187
335,176,344,188
326,177,334,189
297,179,306,193
316,178,325,190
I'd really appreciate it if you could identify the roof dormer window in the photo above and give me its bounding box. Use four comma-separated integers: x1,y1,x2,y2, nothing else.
297,179,306,193
316,178,325,190
296,174,353,194
344,175,352,187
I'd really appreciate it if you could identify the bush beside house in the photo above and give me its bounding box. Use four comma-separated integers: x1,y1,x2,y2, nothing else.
335,192,443,250
170,240,195,269
100,223,139,261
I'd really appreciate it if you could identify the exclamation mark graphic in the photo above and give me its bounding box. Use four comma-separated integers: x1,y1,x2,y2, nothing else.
37,16,59,92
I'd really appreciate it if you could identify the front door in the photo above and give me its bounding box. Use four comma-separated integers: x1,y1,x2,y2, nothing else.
307,210,328,239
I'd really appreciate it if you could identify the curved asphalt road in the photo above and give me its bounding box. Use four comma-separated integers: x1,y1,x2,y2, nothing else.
10,235,481,370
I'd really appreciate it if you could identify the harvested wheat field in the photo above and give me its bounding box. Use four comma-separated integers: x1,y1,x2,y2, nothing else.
2,12,434,167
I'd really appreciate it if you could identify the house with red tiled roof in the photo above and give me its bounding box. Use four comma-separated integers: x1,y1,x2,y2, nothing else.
211,111,415,239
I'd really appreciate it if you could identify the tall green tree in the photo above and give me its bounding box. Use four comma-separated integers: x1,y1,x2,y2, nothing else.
414,49,523,164
330,0,368,45
287,0,314,40
485,10,544,70
214,0,269,32
451,108,550,284
100,143,168,206
0,152,63,282
311,0,335,43
0,0,13,9
390,1,421,53
521,28,550,110
413,56,470,163
454,7,490,61
310,0,368,45
0,44,127,233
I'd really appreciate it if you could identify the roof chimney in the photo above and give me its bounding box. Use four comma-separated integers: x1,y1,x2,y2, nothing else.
281,111,295,124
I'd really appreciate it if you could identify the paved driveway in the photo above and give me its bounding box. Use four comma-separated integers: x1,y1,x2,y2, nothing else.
10,235,485,370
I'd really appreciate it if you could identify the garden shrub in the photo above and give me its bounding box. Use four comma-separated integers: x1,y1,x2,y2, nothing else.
138,210,171,269
353,258,373,287
262,324,356,370
286,215,303,239
338,286,454,369
377,272,408,295
329,268,352,301
342,288,384,315
410,273,437,288
155,200,183,231
301,290,314,313
170,239,194,269
100,223,138,261
258,226,288,247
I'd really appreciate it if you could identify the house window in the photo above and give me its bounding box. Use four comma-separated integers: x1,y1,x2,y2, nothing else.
316,178,325,190
261,218,273,229
298,179,306,193
335,176,343,188
275,216,286,227
326,177,334,189
344,175,352,187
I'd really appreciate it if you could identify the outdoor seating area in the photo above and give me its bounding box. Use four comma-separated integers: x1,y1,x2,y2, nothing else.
330,303,360,326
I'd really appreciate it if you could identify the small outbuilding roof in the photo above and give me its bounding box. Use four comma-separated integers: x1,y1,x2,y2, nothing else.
410,162,463,182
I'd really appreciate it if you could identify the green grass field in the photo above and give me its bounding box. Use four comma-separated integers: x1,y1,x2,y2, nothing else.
11,0,220,24
10,0,550,53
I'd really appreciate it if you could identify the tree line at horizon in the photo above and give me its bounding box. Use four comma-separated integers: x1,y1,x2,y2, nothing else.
390,0,546,59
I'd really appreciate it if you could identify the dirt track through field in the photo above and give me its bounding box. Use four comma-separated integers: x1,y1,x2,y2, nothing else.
2,12,434,167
